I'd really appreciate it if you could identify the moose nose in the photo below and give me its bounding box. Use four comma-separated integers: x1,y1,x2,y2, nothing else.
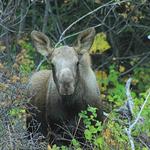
59,68,74,83
59,68,75,95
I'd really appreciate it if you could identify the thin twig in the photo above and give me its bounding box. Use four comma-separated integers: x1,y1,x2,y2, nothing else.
130,92,150,130
36,57,47,71
125,78,134,117
57,0,129,44
126,91,150,150
120,53,150,77
55,24,103,48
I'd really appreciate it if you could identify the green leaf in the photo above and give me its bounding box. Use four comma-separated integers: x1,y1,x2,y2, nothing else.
95,137,104,147
84,129,92,140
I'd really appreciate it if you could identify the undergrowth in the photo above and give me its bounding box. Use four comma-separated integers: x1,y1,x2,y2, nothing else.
0,40,150,150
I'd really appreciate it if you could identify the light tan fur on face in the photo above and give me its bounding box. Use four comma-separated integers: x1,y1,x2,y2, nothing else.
50,46,78,95
27,28,104,139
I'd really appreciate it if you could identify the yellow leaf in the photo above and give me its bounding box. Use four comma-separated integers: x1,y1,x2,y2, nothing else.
96,71,108,92
0,83,9,90
103,128,111,139
103,128,117,146
119,65,125,73
13,63,19,69
0,45,6,52
0,41,6,52
96,70,107,79
11,75,20,83
17,39,25,46
95,0,101,4
90,32,111,54
0,63,4,69
47,144,52,150
132,79,139,85
120,13,128,18
101,94,106,99
21,76,28,83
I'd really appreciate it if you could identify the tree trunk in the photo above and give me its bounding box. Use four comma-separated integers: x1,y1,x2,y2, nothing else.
42,0,49,33
17,0,27,39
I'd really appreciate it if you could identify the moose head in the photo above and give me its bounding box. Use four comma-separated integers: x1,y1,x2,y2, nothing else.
31,28,95,96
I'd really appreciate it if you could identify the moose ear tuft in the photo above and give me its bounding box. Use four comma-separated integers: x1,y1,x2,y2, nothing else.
31,31,53,56
74,27,96,54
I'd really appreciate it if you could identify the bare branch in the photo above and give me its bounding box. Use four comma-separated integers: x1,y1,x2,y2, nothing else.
116,78,134,120
57,0,130,44
126,91,150,150
120,54,150,77
125,78,134,117
130,91,150,130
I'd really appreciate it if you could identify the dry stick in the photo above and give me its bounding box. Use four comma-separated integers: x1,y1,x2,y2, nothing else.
8,124,14,149
130,91,150,131
42,0,49,33
37,0,130,70
115,51,150,60
56,0,130,47
11,0,38,27
0,0,37,36
17,0,27,39
55,3,115,48
125,91,150,150
36,57,47,71
120,53,150,77
125,78,134,117
73,117,82,138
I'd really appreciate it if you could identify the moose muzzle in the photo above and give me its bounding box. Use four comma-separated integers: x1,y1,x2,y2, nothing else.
58,68,75,95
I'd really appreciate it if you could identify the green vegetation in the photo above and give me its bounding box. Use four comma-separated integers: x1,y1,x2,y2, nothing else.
0,0,150,149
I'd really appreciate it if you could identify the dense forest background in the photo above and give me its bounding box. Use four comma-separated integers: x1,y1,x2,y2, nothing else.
0,0,150,149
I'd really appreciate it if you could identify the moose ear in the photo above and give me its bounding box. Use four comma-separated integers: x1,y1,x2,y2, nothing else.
74,27,95,54
31,31,53,56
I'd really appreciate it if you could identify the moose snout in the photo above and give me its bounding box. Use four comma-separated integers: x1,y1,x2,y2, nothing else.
59,68,75,95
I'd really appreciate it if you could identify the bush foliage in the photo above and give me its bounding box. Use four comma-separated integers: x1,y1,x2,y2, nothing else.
0,0,150,149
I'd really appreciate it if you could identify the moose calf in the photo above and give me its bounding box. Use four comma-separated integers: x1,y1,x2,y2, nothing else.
27,28,104,144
